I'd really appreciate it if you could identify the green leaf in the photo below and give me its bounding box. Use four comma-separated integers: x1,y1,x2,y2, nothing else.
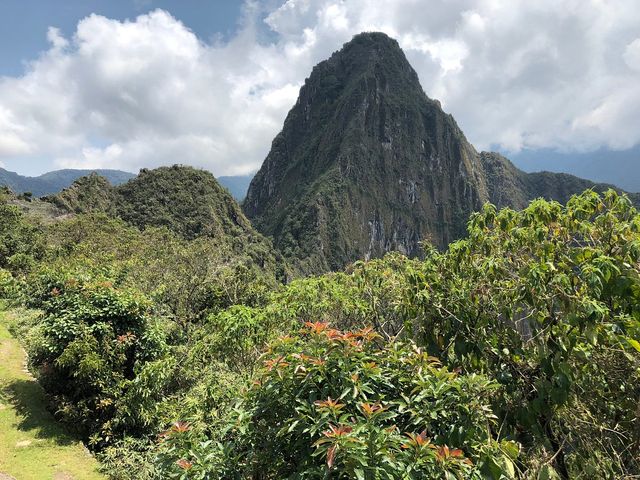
627,338,640,352
537,465,561,480
500,440,520,459
503,456,516,478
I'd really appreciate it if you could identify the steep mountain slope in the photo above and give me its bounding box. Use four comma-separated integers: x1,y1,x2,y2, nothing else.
244,32,636,275
0,167,134,197
51,166,260,241
244,32,487,273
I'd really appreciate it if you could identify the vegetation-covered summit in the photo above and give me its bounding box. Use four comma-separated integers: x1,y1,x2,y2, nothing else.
116,165,256,240
48,165,288,304
52,165,257,241
244,32,637,275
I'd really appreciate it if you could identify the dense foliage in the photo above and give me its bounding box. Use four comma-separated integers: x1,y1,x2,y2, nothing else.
1,186,639,479
158,322,515,479
406,190,640,476
0,187,43,274
25,274,169,444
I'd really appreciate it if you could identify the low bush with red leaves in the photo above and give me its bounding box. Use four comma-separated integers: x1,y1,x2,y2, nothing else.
159,321,518,479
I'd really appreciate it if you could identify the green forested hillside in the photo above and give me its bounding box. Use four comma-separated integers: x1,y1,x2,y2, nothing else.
49,166,287,287
52,166,256,240
1,184,639,479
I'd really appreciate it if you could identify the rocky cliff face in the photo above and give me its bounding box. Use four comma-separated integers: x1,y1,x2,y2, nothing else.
244,33,489,273
244,32,631,275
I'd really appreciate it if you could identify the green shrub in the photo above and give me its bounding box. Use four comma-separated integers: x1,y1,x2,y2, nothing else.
98,437,160,480
25,272,170,445
405,190,640,477
158,322,516,479
0,196,43,275
0,268,15,299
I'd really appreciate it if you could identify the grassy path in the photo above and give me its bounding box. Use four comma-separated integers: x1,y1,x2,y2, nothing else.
0,309,105,480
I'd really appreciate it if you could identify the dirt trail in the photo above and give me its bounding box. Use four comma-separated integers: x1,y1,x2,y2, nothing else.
0,309,104,480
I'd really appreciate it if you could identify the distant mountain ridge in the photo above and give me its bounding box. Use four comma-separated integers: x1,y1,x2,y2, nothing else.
0,166,253,201
0,167,135,197
217,174,254,201
510,146,640,193
244,32,638,275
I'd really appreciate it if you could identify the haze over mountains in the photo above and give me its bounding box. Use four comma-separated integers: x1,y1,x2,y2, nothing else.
0,167,135,197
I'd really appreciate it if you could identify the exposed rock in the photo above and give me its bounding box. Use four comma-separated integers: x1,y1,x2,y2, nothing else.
244,32,484,274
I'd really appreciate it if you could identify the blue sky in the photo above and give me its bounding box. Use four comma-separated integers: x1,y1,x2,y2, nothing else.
0,0,243,76
0,0,638,182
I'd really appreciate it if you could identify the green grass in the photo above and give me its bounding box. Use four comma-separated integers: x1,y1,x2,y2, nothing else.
0,308,105,480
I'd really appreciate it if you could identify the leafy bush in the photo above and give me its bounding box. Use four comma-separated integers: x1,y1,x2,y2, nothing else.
0,268,16,299
405,190,640,477
98,437,160,480
42,213,281,323
25,272,170,445
0,194,43,276
158,322,516,479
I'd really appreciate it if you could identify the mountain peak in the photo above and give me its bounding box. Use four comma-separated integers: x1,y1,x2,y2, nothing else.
314,31,424,97
336,31,404,60
244,32,483,273
244,32,622,275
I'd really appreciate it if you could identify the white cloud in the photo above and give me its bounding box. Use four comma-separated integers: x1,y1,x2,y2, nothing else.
624,38,640,71
0,0,639,175
0,9,304,175
47,27,69,50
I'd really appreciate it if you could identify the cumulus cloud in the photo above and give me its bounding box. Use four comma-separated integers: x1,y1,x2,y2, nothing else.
0,0,639,175
0,8,302,175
